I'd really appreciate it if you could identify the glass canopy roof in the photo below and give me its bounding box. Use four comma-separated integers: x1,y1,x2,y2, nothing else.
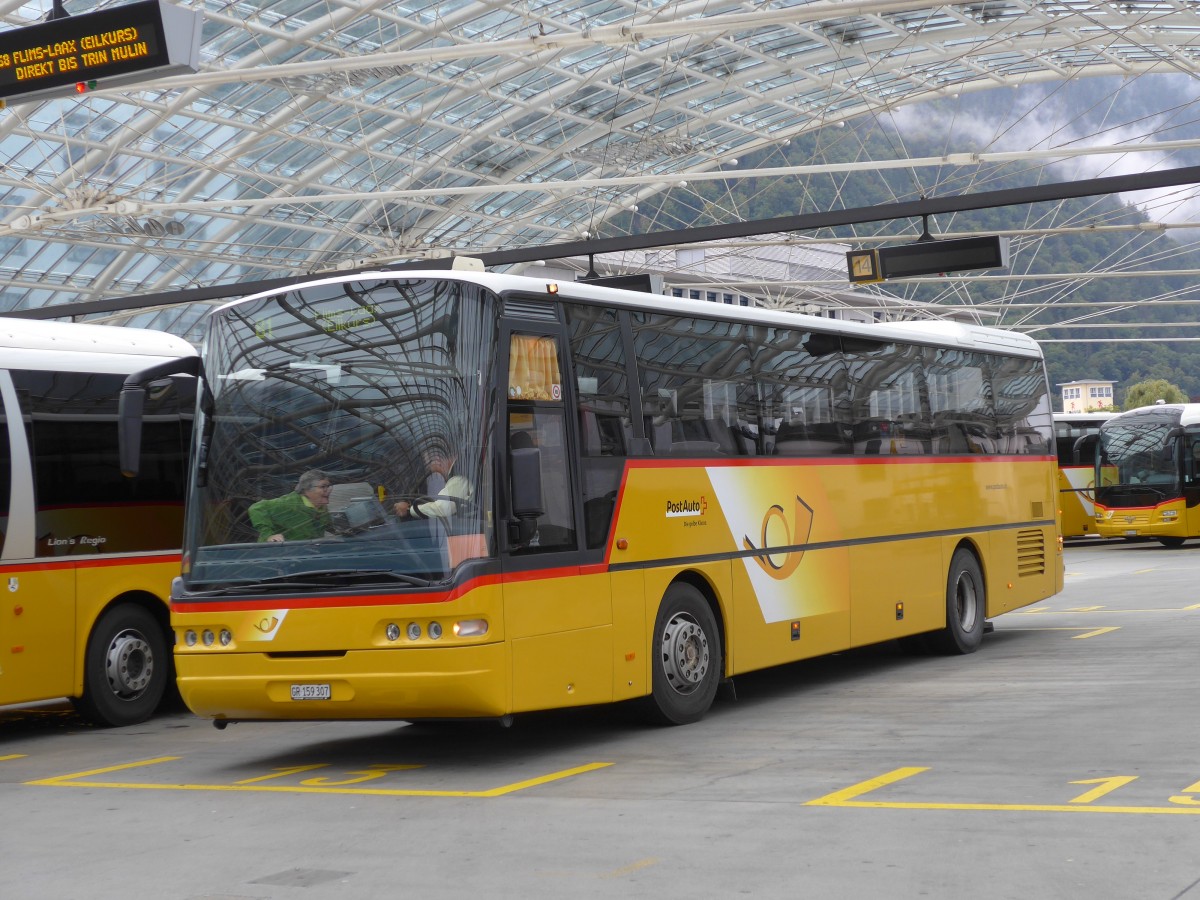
1,0,1199,333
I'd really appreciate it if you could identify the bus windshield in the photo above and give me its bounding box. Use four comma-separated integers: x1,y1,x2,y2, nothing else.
184,277,498,590
1098,418,1179,493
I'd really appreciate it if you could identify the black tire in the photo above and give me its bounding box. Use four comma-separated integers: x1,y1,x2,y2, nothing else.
73,604,170,727
927,548,986,655
1157,537,1186,548
645,582,722,726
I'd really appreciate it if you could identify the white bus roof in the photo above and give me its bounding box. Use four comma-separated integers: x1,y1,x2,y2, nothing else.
212,269,1045,359
0,317,197,374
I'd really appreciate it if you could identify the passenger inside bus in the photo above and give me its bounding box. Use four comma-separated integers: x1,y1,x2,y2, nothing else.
247,469,334,542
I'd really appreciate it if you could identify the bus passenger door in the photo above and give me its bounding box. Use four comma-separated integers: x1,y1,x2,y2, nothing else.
501,328,613,713
0,371,75,707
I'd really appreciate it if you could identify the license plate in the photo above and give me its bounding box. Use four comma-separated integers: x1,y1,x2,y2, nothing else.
290,683,331,701
1123,530,1139,537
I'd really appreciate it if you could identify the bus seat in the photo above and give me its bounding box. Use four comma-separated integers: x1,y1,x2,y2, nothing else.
327,482,375,511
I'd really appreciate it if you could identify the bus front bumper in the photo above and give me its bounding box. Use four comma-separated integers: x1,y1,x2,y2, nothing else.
1095,512,1183,540
176,642,510,721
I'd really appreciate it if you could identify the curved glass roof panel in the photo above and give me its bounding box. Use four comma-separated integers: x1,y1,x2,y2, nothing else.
0,0,1194,318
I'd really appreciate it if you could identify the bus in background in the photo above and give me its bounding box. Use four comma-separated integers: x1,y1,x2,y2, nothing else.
0,318,196,725
1053,412,1115,538
1091,403,1200,547
122,269,1062,727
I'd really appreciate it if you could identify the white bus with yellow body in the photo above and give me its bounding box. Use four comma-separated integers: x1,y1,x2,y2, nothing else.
1,318,195,725
122,270,1063,726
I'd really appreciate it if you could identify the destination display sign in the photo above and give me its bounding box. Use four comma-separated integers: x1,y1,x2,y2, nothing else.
0,0,202,105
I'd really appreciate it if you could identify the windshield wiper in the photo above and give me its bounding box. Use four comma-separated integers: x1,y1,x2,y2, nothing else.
1100,483,1168,499
187,569,432,596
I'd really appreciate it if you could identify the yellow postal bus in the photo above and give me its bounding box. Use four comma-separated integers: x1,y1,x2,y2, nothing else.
122,270,1062,726
1090,403,1200,547
1,318,195,725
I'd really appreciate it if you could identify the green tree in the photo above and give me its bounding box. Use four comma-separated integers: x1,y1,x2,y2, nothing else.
1123,379,1189,410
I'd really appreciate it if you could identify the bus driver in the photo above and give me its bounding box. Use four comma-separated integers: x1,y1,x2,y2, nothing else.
393,446,473,521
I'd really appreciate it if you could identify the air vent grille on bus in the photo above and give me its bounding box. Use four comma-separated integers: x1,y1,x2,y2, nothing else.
504,296,560,321
1016,529,1046,577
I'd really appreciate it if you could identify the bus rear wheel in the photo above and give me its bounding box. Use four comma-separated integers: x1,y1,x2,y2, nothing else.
74,604,169,727
645,583,722,726
927,548,985,655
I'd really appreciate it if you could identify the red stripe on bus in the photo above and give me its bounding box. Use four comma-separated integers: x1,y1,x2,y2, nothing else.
623,454,1055,468
172,565,597,613
0,553,181,573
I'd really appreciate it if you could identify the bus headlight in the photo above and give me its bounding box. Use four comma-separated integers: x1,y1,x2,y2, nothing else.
202,629,215,646
219,629,233,646
406,622,421,641
428,621,443,640
453,619,488,638
386,623,401,642
1162,510,1178,519
184,630,197,647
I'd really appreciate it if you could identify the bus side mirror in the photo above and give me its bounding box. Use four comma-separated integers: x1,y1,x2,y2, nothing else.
1165,427,1185,461
118,386,146,477
1072,433,1098,465
118,356,201,478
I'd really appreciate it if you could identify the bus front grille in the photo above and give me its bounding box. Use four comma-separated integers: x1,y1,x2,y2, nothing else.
1016,529,1046,577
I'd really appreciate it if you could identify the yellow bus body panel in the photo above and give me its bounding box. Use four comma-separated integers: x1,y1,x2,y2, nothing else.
174,456,1061,721
0,553,178,706
175,581,510,720
1095,497,1190,541
1058,465,1100,538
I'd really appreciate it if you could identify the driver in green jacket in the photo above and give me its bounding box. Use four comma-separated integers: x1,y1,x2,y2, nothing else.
248,470,334,542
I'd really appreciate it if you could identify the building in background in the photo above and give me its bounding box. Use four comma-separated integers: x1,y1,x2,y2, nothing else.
1059,379,1115,412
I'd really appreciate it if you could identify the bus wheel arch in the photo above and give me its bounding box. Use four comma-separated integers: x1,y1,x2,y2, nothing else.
73,593,173,727
927,542,986,656
644,575,725,726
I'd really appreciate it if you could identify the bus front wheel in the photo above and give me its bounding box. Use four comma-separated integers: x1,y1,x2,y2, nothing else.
74,604,169,727
927,548,986,655
645,583,722,726
1157,537,1186,548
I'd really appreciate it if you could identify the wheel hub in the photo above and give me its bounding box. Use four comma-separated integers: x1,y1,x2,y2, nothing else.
661,613,709,695
105,629,154,698
954,575,979,632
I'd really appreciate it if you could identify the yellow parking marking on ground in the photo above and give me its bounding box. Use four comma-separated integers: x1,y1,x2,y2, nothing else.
25,756,612,798
1002,626,1120,639
1069,776,1138,803
601,859,660,879
1071,626,1120,640
1014,606,1196,614
807,769,1200,815
0,754,27,762
806,767,929,805
234,764,328,785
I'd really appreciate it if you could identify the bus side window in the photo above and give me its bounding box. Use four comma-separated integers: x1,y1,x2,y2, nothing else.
564,304,633,550
507,332,576,554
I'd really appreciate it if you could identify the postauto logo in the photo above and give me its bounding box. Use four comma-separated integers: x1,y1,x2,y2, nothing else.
665,496,707,518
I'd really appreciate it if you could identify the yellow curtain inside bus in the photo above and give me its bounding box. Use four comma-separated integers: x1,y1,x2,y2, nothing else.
508,335,562,401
